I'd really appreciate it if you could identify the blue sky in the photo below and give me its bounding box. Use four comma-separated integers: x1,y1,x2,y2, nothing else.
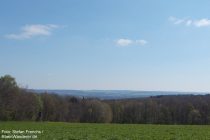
1,0,210,92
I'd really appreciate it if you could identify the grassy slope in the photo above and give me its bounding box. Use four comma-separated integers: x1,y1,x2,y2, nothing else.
0,122,210,140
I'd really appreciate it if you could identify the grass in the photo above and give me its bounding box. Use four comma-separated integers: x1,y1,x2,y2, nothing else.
1,122,210,140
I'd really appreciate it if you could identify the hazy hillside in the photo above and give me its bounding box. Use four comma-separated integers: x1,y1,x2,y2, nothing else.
30,89,208,99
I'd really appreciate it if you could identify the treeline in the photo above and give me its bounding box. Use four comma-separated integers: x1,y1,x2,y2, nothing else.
1,75,210,124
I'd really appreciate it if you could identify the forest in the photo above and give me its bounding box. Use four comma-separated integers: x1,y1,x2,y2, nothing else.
0,75,210,124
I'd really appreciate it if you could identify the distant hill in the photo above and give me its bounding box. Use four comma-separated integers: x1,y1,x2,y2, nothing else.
29,89,208,99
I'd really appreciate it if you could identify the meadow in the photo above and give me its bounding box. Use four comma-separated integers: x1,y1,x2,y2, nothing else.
1,122,210,140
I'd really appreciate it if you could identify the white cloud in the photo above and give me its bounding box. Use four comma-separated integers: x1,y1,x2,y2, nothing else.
116,39,133,46
194,19,210,27
136,39,147,46
116,38,148,47
169,16,185,25
186,20,192,26
5,24,59,40
169,16,210,27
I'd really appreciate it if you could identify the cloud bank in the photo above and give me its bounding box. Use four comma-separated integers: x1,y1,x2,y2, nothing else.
116,38,148,47
5,24,59,40
169,16,210,27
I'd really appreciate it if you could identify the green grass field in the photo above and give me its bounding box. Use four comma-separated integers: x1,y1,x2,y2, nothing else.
1,122,210,140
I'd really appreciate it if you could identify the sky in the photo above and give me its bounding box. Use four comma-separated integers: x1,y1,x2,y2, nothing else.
1,0,210,92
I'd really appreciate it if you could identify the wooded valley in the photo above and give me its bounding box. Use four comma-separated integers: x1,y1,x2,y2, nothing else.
1,75,210,124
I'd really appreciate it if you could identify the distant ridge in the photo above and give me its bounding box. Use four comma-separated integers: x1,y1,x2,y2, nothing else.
29,89,209,100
